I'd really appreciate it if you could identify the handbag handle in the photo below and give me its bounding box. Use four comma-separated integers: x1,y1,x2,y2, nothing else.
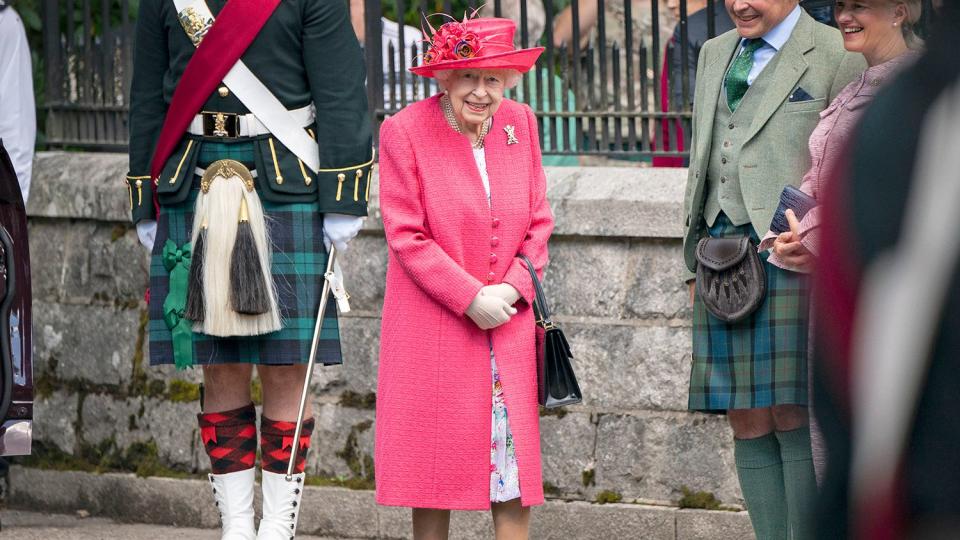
519,255,553,327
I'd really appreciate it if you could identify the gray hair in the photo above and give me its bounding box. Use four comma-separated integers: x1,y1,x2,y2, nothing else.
434,69,523,91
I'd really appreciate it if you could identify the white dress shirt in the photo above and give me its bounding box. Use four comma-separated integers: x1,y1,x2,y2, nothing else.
0,7,36,204
738,5,803,85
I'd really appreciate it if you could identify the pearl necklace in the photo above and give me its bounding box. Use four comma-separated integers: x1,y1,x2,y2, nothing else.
441,94,490,150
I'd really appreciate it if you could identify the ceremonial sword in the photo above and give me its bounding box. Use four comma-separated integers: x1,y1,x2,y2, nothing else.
286,244,339,481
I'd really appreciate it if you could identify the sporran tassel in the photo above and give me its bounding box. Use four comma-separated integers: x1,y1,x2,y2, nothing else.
184,224,207,322
230,197,271,314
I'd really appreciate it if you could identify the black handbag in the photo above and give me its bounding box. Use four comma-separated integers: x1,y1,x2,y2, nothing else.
695,236,766,323
520,255,582,408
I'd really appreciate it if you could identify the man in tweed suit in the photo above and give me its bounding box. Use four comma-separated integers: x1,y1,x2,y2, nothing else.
681,0,864,538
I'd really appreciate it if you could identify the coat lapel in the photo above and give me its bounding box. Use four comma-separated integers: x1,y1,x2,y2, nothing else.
693,31,741,164
743,12,815,143
484,106,531,218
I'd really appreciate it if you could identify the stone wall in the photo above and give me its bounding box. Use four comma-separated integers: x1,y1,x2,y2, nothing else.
26,151,741,508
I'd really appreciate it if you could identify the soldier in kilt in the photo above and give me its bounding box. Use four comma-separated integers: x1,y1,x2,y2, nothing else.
126,1,372,537
680,1,864,538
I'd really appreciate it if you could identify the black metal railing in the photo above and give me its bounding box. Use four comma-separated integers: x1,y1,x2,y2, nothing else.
364,0,721,160
41,0,135,151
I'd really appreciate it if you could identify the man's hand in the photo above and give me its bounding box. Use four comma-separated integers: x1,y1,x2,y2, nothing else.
773,209,814,271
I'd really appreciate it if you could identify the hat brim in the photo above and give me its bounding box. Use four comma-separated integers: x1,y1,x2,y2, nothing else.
409,47,545,78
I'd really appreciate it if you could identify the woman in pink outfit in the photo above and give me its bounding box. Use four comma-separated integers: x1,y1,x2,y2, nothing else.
374,16,553,540
758,0,922,484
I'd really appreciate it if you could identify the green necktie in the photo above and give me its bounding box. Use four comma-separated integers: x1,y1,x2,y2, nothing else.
724,39,765,112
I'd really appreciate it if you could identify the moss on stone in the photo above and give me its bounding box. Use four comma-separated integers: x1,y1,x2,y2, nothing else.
167,379,201,402
542,481,563,497
250,378,263,406
339,390,376,410
594,490,623,504
539,406,568,419
305,475,375,490
111,224,128,242
581,468,596,487
13,440,96,472
677,486,721,510
336,420,374,484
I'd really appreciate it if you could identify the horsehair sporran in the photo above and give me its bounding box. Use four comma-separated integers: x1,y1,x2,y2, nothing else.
190,164,281,336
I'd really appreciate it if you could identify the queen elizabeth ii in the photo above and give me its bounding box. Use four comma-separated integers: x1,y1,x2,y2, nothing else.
374,16,554,540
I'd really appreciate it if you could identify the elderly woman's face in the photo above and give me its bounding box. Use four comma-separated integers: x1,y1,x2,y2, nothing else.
835,1,905,56
445,69,508,129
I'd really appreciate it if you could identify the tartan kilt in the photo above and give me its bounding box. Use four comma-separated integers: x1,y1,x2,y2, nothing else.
687,213,809,412
148,140,342,366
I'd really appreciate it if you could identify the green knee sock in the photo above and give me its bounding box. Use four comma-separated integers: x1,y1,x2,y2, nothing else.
735,433,788,540
776,427,817,540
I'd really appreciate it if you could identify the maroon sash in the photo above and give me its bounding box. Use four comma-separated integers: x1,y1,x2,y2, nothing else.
148,0,281,212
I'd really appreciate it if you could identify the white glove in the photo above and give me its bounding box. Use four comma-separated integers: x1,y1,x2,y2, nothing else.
465,291,517,330
480,283,521,306
322,213,364,252
136,220,157,252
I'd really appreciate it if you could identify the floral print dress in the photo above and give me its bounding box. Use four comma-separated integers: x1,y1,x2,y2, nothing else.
474,148,522,503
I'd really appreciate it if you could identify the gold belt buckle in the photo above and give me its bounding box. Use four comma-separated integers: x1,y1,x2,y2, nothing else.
202,111,240,138
201,159,255,193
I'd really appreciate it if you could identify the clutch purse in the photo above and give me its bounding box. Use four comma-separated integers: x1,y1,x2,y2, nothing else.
520,255,582,409
770,185,818,235
695,236,766,323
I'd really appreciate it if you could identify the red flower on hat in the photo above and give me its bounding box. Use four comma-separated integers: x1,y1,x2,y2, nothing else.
420,9,491,66
454,32,481,59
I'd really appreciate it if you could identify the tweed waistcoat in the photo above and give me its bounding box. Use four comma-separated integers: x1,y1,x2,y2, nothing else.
704,50,784,227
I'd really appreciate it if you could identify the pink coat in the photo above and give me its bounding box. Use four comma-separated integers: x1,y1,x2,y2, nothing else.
374,95,554,510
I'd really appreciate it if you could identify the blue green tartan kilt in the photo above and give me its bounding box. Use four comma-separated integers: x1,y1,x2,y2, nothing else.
687,213,809,413
148,140,342,366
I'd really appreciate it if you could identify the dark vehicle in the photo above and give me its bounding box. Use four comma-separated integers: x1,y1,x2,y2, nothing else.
0,140,32,457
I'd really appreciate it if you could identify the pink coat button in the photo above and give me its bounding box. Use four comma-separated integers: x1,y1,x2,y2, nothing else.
492,218,500,228
491,236,500,247
487,272,496,281
490,253,498,264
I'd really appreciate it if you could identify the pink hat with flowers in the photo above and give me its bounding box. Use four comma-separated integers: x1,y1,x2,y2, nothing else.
409,16,545,78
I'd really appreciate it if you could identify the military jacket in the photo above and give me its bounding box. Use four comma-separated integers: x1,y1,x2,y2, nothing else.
126,0,373,223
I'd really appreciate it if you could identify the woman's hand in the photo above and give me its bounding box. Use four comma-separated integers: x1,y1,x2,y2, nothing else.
480,283,521,306
466,291,517,330
773,209,815,272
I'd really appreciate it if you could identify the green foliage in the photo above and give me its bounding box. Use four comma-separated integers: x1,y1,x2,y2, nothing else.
677,486,722,510
594,490,622,504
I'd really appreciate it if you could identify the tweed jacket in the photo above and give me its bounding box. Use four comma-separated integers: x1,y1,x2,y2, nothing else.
682,9,866,273
375,95,554,510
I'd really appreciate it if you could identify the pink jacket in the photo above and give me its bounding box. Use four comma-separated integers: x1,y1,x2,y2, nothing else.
375,95,554,510
759,53,917,269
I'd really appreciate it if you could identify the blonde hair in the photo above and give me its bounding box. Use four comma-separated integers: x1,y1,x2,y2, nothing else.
880,0,924,49
434,69,523,90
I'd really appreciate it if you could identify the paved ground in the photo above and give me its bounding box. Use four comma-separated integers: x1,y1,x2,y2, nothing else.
0,510,337,539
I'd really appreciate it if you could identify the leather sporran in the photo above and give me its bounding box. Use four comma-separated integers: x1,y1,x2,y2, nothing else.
695,236,766,323
520,256,582,409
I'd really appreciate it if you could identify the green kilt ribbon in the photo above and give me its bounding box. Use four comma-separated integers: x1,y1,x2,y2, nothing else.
162,239,194,370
